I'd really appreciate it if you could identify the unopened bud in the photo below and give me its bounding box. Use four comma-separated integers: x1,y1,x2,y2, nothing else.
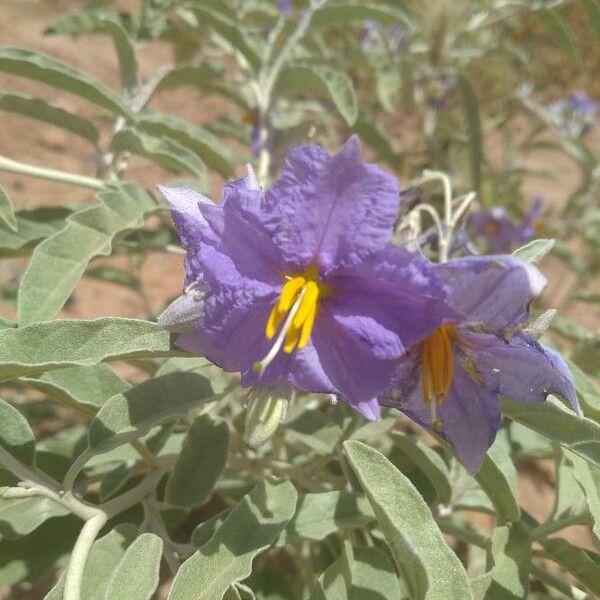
244,389,289,449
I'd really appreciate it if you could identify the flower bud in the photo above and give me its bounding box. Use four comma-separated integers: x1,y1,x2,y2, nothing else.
244,388,289,449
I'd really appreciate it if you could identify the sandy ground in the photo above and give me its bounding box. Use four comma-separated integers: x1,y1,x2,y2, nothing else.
0,1,599,597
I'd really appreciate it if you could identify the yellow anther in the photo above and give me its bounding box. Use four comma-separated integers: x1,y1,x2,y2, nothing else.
420,325,455,406
264,267,327,357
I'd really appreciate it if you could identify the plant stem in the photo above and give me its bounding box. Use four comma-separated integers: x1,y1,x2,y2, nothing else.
64,512,108,600
530,513,591,541
0,154,105,191
438,518,491,549
530,563,589,599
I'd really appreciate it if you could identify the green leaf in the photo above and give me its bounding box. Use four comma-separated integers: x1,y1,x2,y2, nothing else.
191,509,231,548
102,533,163,600
474,434,520,523
392,433,451,504
568,451,600,544
0,185,17,232
0,398,35,466
311,2,413,29
539,8,581,64
189,2,261,70
551,449,584,520
572,337,600,377
0,91,99,145
352,117,403,169
282,491,375,543
501,396,600,469
0,517,79,586
375,61,401,113
153,64,222,94
45,524,138,600
21,364,131,414
456,74,483,192
17,183,157,325
0,46,132,119
311,546,403,600
277,64,358,126
137,112,236,177
45,10,139,93
566,358,600,420
0,497,69,538
86,372,213,456
472,523,531,600
111,129,207,178
581,0,600,38
166,414,229,507
0,207,71,257
168,478,298,600
512,239,555,263
344,440,472,600
0,317,174,382
539,538,600,595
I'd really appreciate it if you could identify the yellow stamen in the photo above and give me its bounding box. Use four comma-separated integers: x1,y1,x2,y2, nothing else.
262,267,329,363
421,325,455,407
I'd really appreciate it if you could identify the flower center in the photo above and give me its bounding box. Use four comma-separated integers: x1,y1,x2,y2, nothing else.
254,266,330,372
420,325,455,430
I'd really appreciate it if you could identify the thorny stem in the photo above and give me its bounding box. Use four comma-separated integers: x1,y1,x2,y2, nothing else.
0,154,105,191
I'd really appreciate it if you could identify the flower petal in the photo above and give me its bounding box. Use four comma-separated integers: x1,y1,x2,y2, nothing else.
329,246,457,358
159,185,224,286
436,255,547,333
263,136,400,273
384,357,501,473
466,331,579,413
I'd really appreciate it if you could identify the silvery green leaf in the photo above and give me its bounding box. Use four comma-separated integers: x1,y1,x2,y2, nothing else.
539,538,600,595
191,509,231,548
44,524,138,600
0,46,132,119
282,491,375,543
0,207,71,258
0,318,174,382
20,364,130,415
45,9,139,93
512,239,555,263
0,91,99,146
472,523,530,600
110,129,207,179
566,358,600,421
0,517,79,587
0,185,18,232
277,64,358,126
0,398,35,466
137,112,237,177
474,433,520,523
102,533,163,600
392,432,452,504
166,414,229,507
567,450,600,544
168,478,298,600
0,497,69,538
85,372,213,455
344,440,472,600
18,183,158,325
501,396,600,469
311,2,413,29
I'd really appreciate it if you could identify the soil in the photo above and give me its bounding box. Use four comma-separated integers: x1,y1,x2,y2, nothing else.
0,1,598,598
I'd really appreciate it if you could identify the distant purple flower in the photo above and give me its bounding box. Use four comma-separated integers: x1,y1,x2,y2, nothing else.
159,137,454,420
381,256,578,471
548,91,597,138
278,0,293,16
469,197,543,254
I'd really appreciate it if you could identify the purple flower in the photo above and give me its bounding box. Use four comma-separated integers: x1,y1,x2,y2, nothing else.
278,0,293,16
380,255,578,471
468,197,543,254
158,137,454,420
548,91,597,138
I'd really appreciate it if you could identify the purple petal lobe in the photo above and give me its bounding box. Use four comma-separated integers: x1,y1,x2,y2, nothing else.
436,255,546,332
467,332,579,413
263,136,400,274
